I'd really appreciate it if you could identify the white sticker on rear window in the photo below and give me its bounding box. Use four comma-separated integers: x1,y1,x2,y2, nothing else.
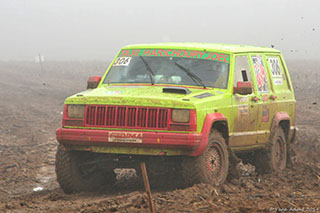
113,57,131,66
274,78,283,85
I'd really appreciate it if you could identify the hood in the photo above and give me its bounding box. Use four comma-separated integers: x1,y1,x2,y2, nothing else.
65,85,224,109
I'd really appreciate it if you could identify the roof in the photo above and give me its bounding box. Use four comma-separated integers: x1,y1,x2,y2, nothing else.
123,42,280,54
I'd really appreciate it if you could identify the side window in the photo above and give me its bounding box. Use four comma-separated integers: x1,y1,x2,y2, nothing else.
251,55,269,93
267,56,290,90
234,55,252,87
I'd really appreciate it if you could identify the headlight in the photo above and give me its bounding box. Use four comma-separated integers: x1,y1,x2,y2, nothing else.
67,105,86,119
172,109,190,123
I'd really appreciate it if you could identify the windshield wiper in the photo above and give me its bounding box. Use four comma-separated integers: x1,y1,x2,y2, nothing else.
173,60,206,88
139,56,154,85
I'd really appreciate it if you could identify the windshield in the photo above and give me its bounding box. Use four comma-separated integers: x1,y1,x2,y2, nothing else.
104,49,230,89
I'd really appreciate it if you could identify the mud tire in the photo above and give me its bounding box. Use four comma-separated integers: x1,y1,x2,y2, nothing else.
182,130,229,186
254,128,287,173
55,145,116,194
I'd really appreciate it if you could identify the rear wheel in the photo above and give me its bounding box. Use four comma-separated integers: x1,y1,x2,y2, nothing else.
55,145,116,194
253,128,287,173
270,128,287,171
182,130,229,186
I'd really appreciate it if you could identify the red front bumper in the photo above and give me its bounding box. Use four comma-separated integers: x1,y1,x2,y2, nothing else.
56,128,202,150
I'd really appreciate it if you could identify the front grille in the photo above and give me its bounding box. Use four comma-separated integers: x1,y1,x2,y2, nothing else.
85,105,169,129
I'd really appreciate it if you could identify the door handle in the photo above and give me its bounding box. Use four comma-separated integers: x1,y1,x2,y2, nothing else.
270,95,277,100
252,97,260,102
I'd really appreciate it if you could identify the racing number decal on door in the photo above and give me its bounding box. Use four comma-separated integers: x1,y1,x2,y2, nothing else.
252,56,269,92
113,57,132,66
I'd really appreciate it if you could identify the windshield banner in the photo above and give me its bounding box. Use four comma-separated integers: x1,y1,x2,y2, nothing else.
119,49,230,63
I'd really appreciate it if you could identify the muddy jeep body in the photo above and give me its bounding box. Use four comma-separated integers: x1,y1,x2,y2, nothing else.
56,43,298,193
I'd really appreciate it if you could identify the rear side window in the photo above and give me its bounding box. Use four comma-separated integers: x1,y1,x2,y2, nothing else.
251,55,269,93
267,56,290,91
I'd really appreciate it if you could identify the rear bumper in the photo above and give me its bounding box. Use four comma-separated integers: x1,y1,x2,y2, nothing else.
289,126,299,143
56,128,202,155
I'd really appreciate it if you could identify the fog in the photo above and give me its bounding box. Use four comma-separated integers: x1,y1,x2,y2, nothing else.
1,0,319,61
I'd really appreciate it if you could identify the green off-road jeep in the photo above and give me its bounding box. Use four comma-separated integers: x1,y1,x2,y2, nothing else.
56,43,298,193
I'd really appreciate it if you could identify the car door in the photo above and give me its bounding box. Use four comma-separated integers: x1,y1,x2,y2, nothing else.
249,54,276,144
230,54,259,147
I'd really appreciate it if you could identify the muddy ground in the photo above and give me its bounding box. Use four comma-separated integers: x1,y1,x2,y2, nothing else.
0,60,319,212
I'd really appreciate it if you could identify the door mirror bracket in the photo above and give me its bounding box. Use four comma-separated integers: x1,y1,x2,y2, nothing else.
87,76,101,89
234,81,253,95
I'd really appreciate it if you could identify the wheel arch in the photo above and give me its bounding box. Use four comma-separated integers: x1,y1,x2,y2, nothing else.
270,112,290,141
189,113,228,156
211,121,229,145
279,120,290,141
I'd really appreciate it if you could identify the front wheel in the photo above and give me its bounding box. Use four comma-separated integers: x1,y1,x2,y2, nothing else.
55,145,116,194
182,130,229,186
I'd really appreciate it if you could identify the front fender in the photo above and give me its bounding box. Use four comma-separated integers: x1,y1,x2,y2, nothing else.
189,113,227,156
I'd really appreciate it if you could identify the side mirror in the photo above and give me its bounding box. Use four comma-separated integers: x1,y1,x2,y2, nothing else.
87,76,101,89
234,81,252,95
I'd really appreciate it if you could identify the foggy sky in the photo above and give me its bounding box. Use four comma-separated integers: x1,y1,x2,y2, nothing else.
1,0,319,61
